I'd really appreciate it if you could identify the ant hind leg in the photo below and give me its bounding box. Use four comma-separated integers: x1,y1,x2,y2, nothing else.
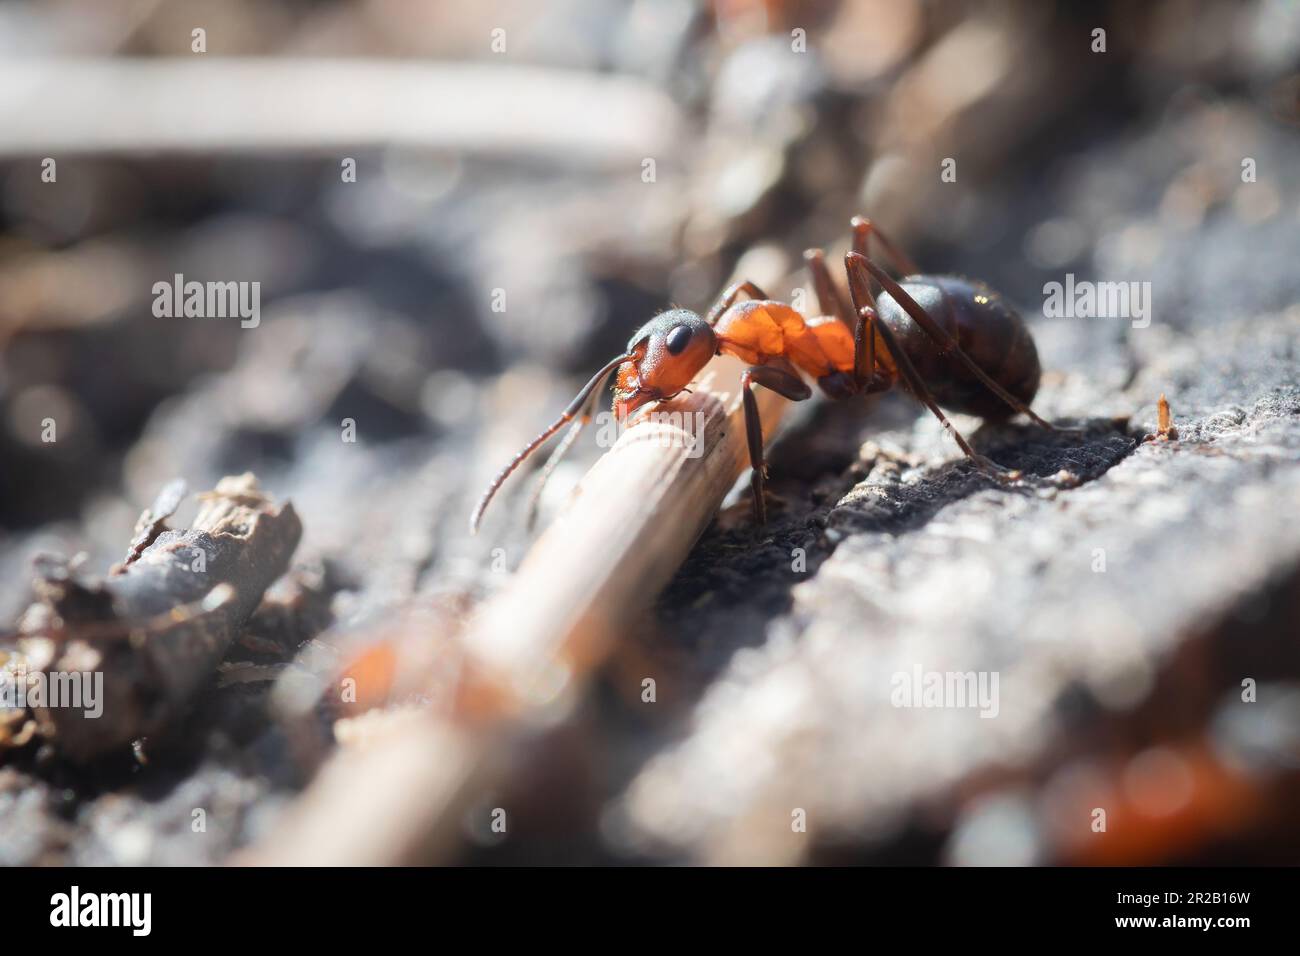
864,308,1022,482
846,252,1072,432
851,216,920,278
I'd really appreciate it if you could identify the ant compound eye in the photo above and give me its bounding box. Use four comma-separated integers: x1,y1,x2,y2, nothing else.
665,325,692,355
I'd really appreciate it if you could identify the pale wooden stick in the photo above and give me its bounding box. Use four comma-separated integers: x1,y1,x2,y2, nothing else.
246,354,789,865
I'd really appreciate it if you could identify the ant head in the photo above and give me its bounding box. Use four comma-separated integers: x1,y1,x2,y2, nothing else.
613,309,717,417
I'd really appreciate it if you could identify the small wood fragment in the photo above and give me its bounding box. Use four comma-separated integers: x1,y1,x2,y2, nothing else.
1143,393,1179,443
1157,393,1178,440
5,474,301,761
119,478,187,569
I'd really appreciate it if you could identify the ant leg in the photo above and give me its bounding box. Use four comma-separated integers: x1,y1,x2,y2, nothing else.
803,248,852,327
740,363,812,524
847,259,1011,473
844,257,880,387
851,216,919,277
846,252,1062,431
858,304,1019,481
854,304,879,387
705,280,769,326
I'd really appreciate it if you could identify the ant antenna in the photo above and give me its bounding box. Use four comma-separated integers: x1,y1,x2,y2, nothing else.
523,375,608,532
470,352,633,534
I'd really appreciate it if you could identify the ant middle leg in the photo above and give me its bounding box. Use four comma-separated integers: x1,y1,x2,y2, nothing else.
803,248,852,327
807,244,890,394
705,280,770,326
740,361,812,523
842,256,894,394
846,252,1066,431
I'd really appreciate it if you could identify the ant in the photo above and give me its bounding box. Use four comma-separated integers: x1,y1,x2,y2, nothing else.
471,216,1070,533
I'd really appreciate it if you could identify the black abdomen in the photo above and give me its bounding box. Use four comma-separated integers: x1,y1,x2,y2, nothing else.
876,275,1041,419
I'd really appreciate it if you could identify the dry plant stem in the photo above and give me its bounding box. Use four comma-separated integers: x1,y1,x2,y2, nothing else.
248,355,788,865
10,474,301,761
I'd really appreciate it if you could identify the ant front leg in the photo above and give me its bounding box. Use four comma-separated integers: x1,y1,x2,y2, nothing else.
740,362,812,524
705,280,769,326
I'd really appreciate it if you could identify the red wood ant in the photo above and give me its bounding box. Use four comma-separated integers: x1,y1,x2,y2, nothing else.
471,216,1069,533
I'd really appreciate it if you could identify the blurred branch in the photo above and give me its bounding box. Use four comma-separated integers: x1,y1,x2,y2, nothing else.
0,58,684,166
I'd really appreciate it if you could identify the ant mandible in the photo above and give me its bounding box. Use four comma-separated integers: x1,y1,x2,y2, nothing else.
470,216,1069,533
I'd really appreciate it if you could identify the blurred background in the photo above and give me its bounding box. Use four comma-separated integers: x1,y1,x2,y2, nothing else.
0,0,1298,865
